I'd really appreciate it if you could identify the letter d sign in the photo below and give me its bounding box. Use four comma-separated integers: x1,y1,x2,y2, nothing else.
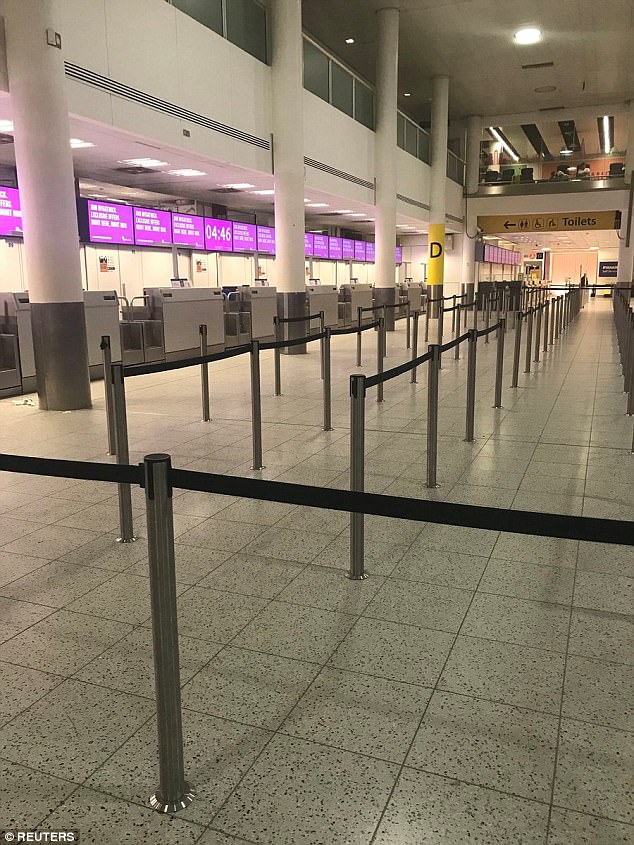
430,241,443,259
427,223,445,287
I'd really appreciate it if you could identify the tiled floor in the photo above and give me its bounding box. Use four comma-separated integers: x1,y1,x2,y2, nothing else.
0,298,632,844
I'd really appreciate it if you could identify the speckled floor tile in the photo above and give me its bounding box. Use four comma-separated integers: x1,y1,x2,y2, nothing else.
0,596,54,643
177,517,265,554
182,646,318,730
282,666,431,763
478,557,575,605
213,733,398,844
0,661,62,724
0,551,49,588
0,608,132,674
233,600,356,663
67,572,175,625
373,767,549,844
59,532,148,571
407,690,558,801
392,545,488,590
554,719,633,824
0,524,102,560
7,496,92,525
418,523,499,557
276,564,384,614
87,709,271,827
173,587,268,643
0,517,42,546
272,505,350,535
0,679,153,782
562,655,634,731
0,758,77,829
311,534,411,576
199,831,256,845
491,533,578,568
462,592,570,652
243,526,333,564
198,553,305,599
0,559,114,608
365,578,473,633
128,543,231,585
547,807,634,844
438,636,565,714
574,571,634,615
217,498,297,526
577,541,634,579
43,786,203,844
328,617,454,687
171,490,238,518
568,609,634,665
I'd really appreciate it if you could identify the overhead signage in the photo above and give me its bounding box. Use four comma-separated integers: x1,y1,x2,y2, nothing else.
395,246,403,264
256,225,275,254
354,241,366,262
328,237,343,260
313,234,329,259
87,200,134,245
342,239,355,260
133,206,172,246
204,217,233,252
478,211,621,234
232,222,257,252
483,244,520,265
304,233,314,257
598,261,618,278
365,242,375,262
172,213,205,249
0,187,22,238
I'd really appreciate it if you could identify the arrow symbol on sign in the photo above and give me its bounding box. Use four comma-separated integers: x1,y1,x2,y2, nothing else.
504,221,516,229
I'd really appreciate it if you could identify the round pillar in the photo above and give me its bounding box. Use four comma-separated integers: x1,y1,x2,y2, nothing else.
617,100,634,291
465,115,482,196
428,75,450,314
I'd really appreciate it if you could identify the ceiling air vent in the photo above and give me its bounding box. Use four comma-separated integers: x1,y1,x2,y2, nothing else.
539,106,566,112
212,188,242,194
115,166,156,174
522,61,554,70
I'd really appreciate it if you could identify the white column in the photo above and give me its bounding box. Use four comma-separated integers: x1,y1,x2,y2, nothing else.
2,0,91,409
465,115,482,196
617,99,634,289
270,0,305,295
374,6,399,291
427,76,450,313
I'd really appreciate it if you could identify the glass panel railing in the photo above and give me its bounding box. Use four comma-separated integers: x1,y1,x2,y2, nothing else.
171,0,267,63
447,150,465,185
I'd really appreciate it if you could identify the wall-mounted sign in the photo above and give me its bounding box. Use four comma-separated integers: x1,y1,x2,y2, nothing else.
256,225,275,254
232,222,257,252
87,200,134,244
478,211,621,234
598,261,618,278
133,206,172,246
172,213,205,249
0,187,22,237
204,217,233,251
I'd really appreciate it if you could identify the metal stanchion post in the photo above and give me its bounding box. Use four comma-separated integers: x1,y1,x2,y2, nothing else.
465,329,477,442
111,363,136,543
348,374,367,580
451,295,457,333
199,324,210,422
406,301,411,349
356,307,363,366
437,300,444,368
473,292,478,331
382,305,387,358
524,308,534,373
145,454,194,815
100,335,116,456
550,299,556,345
511,311,522,387
555,297,561,339
534,306,542,363
249,341,264,470
410,311,419,384
485,294,491,343
273,317,282,396
543,299,550,354
425,297,431,342
323,327,332,431
426,344,440,488
454,304,462,360
494,318,505,408
319,311,325,380
377,317,384,403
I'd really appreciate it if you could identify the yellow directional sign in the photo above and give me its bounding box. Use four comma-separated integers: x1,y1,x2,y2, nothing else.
477,211,621,235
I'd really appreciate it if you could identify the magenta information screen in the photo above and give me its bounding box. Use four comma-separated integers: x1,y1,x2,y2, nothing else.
342,239,354,260
172,213,205,249
87,200,134,244
354,241,366,262
365,242,375,262
304,233,314,257
257,225,276,254
133,207,172,246
204,217,233,252
0,187,22,237
328,237,343,260
395,246,403,264
232,222,257,252
313,234,329,259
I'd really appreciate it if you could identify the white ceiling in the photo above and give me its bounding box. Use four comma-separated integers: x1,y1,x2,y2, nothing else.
491,228,620,249
302,0,634,121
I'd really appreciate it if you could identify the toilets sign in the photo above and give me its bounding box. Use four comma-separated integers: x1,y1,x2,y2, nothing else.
478,211,621,235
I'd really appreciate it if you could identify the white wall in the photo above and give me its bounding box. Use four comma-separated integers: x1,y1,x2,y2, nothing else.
550,251,598,285
0,239,27,291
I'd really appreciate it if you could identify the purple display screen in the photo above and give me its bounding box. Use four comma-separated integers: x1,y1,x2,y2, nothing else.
204,217,233,252
313,234,329,259
172,213,205,249
232,222,257,252
0,187,22,238
133,207,172,246
342,239,354,260
365,242,375,262
354,241,366,262
304,233,314,257
87,200,134,244
257,225,276,254
328,237,343,260
395,246,403,264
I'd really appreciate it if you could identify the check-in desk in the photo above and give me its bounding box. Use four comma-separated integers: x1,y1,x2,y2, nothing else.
144,287,225,360
0,292,36,394
224,292,251,348
306,285,339,327
83,291,122,376
0,333,20,397
403,282,423,312
338,283,374,325
239,286,277,342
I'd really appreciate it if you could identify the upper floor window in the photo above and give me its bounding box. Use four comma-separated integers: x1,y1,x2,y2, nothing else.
172,0,267,63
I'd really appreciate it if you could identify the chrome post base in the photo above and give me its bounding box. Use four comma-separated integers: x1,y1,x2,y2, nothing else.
149,784,195,814
345,572,369,581
116,535,138,544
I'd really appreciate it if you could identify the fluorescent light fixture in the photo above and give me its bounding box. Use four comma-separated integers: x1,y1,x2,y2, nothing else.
345,37,355,44
488,127,520,162
0,120,14,133
250,189,275,195
168,168,206,176
70,138,95,148
334,209,353,214
220,182,254,189
120,158,168,167
560,148,573,156
514,27,542,45
403,92,412,97
602,115,611,154
349,213,366,217
306,203,329,208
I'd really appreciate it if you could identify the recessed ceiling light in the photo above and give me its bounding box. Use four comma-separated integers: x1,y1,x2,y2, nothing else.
0,120,14,133
535,85,556,93
403,93,412,97
514,27,542,45
120,158,168,167
349,213,366,217
560,148,573,156
345,37,355,44
250,189,275,195
70,138,95,148
306,203,329,208
168,168,206,176
220,183,254,189
334,209,353,214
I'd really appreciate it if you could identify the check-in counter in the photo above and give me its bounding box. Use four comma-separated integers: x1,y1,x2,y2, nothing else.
338,283,374,325
403,282,423,312
306,285,339,327
0,292,36,394
144,287,225,360
83,291,122,376
0,333,21,397
239,286,277,342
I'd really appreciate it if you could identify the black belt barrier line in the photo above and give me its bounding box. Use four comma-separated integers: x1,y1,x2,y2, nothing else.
365,348,433,388
277,313,323,324
477,321,502,339
124,343,252,378
169,467,634,547
0,453,143,486
260,331,326,351
440,331,470,353
330,320,380,336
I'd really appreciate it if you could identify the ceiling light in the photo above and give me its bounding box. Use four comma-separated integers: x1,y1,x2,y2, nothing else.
168,168,206,176
120,158,168,167
514,27,542,45
306,203,329,208
560,148,573,156
220,183,254,189
349,213,366,217
70,138,95,148
488,127,520,162
250,189,275,195
602,115,611,154
403,93,412,97
0,120,14,133
345,37,355,44
334,209,353,214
